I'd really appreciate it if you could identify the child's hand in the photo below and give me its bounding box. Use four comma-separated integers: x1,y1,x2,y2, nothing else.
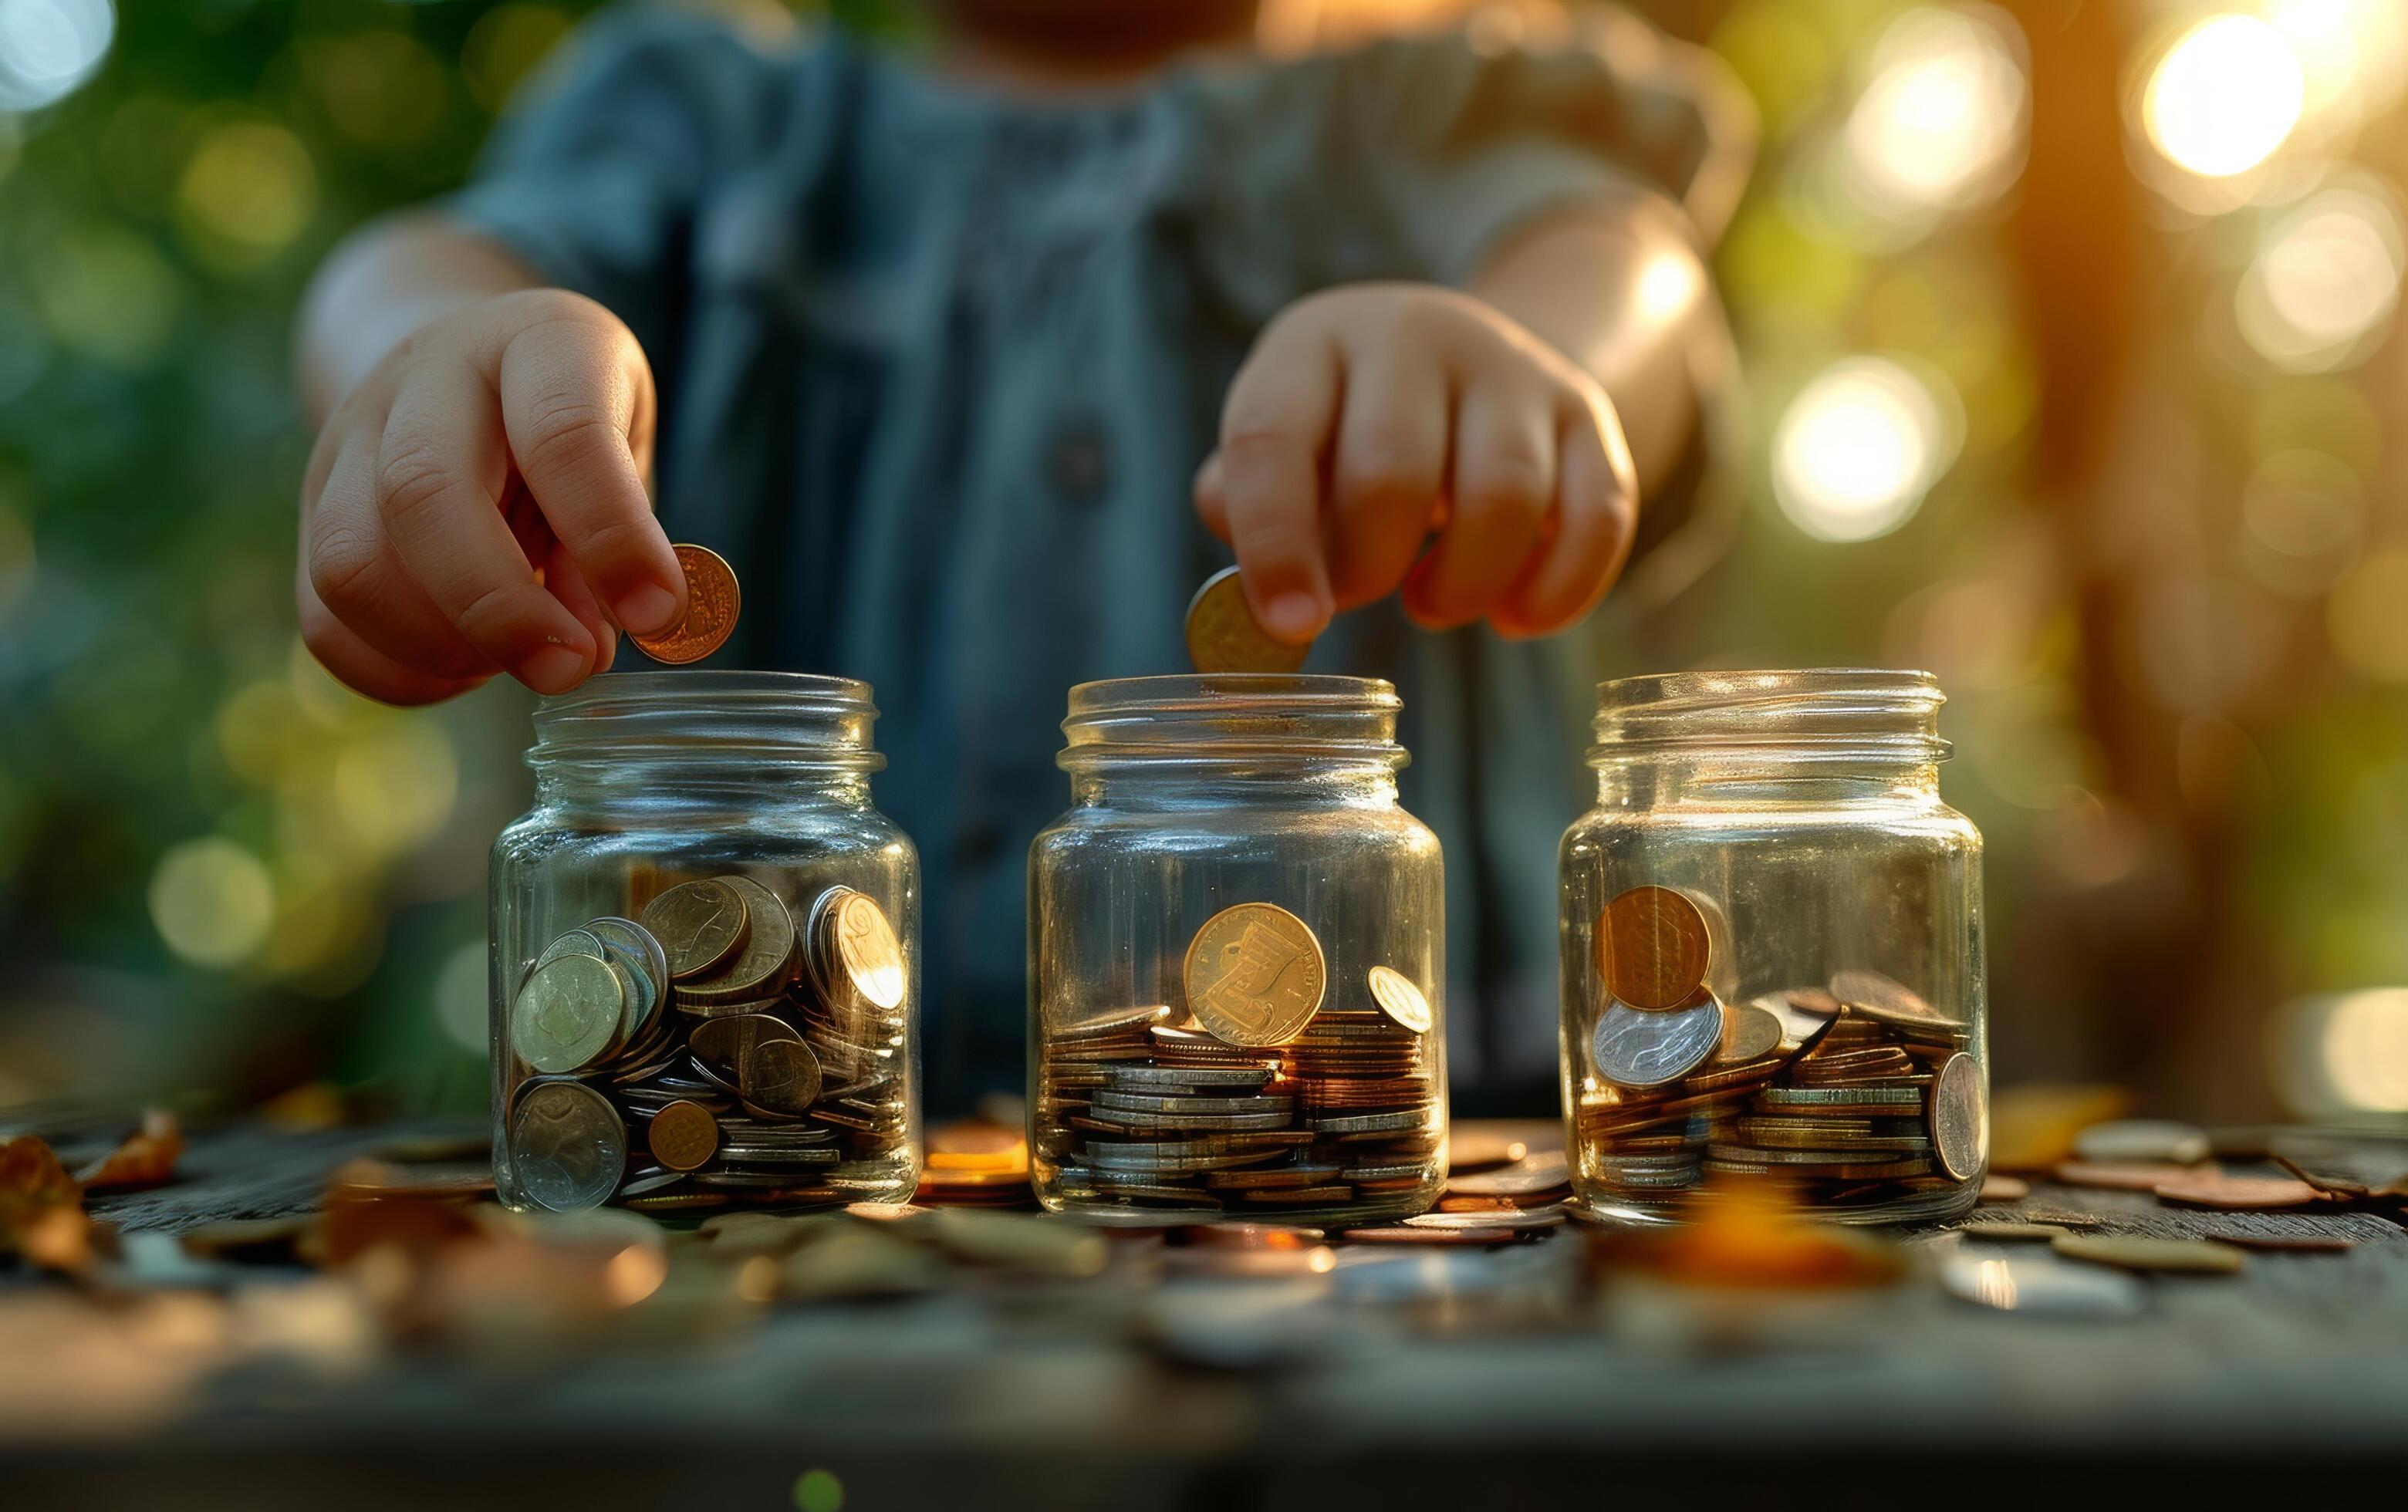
296,289,685,704
1194,283,1638,643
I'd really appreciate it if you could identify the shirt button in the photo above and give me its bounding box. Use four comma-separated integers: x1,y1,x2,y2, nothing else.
1046,417,1111,507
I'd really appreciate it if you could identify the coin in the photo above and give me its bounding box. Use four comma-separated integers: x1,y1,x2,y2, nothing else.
647,1099,720,1172
1718,1001,1783,1063
1597,886,1711,1010
2051,1234,2245,1275
1184,565,1308,673
687,1011,802,1073
829,889,906,1011
1366,965,1432,1034
741,1038,822,1115
509,1079,627,1213
2070,1119,2210,1166
2150,1172,2322,1210
641,879,748,980
1591,993,1722,1088
1938,1242,2144,1318
2200,1230,2354,1254
1183,903,1328,1047
630,542,740,665
683,876,795,1001
510,954,625,1074
1929,1051,1986,1181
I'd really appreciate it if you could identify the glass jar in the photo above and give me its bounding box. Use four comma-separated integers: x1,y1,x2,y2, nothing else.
1028,675,1447,1227
1558,670,1987,1226
488,672,920,1215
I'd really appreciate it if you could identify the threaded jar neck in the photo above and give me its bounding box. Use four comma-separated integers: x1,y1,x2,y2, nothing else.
529,672,885,794
1589,668,1949,768
1059,675,1407,796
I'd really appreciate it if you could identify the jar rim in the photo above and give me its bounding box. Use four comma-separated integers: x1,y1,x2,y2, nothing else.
1061,674,1405,773
1591,667,1948,765
530,670,883,772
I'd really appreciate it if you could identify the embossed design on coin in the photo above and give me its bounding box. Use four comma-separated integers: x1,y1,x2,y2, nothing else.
1184,566,1309,673
647,1099,719,1172
1591,992,1721,1088
741,1037,822,1115
510,953,624,1074
1930,1050,1987,1181
509,1079,626,1213
831,890,906,1010
679,876,795,1003
1597,886,1711,1010
641,878,748,980
630,542,740,665
1717,1000,1783,1063
1366,965,1432,1034
1183,903,1328,1047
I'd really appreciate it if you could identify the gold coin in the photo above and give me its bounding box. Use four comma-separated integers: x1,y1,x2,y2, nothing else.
640,878,748,980
741,1038,822,1115
510,954,624,1074
682,876,795,999
1929,1050,1988,1181
831,889,906,1011
1597,886,1711,1010
2050,1234,2244,1275
1366,965,1433,1034
1184,566,1309,673
630,543,741,665
1717,1001,1784,1063
647,1099,720,1173
1182,902,1328,1047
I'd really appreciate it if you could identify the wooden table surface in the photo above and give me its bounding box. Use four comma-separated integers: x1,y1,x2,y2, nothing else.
6,1115,2407,1510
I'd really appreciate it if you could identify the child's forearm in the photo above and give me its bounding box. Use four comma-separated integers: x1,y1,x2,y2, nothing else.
297,214,546,424
1471,198,1714,495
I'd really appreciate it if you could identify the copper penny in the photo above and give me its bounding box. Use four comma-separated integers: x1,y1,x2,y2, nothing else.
630,543,740,664
1596,886,1711,1010
647,1099,720,1173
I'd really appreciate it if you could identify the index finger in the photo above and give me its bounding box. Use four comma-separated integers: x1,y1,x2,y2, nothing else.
497,314,686,638
1214,322,1342,645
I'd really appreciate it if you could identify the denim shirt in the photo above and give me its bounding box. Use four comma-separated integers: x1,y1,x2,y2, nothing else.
450,5,1744,1108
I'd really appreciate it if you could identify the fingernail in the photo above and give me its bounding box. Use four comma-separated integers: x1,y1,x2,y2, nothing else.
615,582,680,636
1261,591,1326,643
518,644,588,694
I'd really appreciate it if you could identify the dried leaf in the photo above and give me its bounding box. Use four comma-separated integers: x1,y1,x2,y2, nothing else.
76,1110,184,1193
0,1135,93,1273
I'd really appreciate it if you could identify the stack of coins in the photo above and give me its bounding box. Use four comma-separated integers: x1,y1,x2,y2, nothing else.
502,876,912,1213
1036,903,1441,1221
1574,888,1983,1210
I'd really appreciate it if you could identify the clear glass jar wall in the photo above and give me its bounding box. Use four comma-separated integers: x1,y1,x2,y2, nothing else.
1558,670,1987,1225
489,673,921,1214
1028,676,1447,1226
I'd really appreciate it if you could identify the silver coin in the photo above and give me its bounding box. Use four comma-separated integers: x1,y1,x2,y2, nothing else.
1717,1001,1784,1063
508,1079,626,1213
1751,989,1840,1050
1591,994,1722,1088
1929,1051,1987,1180
534,928,608,972
1935,1237,2143,1318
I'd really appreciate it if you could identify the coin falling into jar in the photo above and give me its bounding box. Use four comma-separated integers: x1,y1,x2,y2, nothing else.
630,543,741,664
1184,566,1310,673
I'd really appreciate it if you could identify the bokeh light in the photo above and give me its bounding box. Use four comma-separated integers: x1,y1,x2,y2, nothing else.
433,941,489,1055
1771,356,1961,542
1839,6,2027,221
2239,448,2363,597
2270,0,2408,123
2234,186,2404,371
0,499,31,619
174,120,319,273
2327,548,2408,683
2272,989,2408,1117
33,220,182,366
315,29,448,149
0,0,113,113
148,837,276,969
2140,13,2304,180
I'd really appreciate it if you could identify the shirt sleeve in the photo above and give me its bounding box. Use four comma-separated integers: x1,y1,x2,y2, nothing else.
442,5,792,365
1189,4,1755,307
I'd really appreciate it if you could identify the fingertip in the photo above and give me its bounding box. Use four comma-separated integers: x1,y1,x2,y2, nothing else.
1260,589,1328,644
613,580,681,637
517,641,592,695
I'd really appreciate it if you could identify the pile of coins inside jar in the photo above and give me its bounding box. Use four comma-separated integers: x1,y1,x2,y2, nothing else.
1037,903,1440,1220
504,875,912,1213
1575,886,1982,1206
